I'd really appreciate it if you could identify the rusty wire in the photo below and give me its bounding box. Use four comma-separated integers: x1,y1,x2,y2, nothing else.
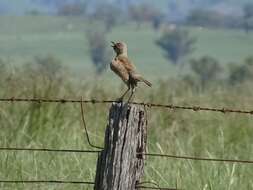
0,97,252,115
0,180,94,185
137,181,161,189
142,153,253,164
136,181,180,190
0,147,100,153
1,147,253,164
136,185,179,190
80,97,103,150
0,180,179,189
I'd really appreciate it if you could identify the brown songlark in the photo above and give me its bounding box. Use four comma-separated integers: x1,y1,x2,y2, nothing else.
110,41,152,100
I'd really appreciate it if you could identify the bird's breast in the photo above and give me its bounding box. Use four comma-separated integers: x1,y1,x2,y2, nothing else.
110,59,129,83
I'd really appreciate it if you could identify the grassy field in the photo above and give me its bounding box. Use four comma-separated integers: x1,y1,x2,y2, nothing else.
0,16,253,190
0,71,253,189
1,16,253,81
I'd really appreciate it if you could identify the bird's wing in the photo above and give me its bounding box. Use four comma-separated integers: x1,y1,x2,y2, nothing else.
117,55,137,73
110,58,129,83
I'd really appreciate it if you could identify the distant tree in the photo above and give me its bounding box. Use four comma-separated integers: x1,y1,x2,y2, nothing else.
26,9,41,16
190,56,222,88
151,13,165,30
228,57,253,85
86,27,110,74
156,28,196,66
128,3,163,29
187,9,226,27
91,3,121,32
35,0,75,8
57,2,86,16
243,3,253,33
186,8,243,29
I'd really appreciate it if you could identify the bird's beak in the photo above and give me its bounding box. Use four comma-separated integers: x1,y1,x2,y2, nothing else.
111,41,116,47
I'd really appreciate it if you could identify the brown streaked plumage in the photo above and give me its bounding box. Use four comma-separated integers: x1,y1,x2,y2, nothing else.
110,41,152,100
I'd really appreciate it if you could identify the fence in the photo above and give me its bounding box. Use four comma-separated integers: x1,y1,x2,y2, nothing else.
0,97,253,190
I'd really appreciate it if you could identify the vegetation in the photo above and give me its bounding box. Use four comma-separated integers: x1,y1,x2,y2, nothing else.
57,2,86,16
128,3,163,30
86,26,110,75
243,3,253,33
190,56,222,88
0,60,253,189
228,57,253,85
186,9,243,29
90,3,121,32
156,28,196,66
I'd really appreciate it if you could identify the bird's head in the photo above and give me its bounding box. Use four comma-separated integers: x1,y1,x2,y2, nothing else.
111,41,128,56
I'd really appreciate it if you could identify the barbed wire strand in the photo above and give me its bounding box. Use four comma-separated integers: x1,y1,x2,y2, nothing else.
0,147,253,164
0,180,179,189
0,97,252,115
137,181,179,190
137,181,161,189
142,153,253,164
136,186,179,190
80,96,103,150
0,147,100,153
0,180,94,185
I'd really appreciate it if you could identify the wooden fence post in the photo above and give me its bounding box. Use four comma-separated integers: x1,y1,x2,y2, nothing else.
94,102,147,190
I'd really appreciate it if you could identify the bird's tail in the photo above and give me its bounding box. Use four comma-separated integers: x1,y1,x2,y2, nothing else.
138,76,152,87
143,79,152,87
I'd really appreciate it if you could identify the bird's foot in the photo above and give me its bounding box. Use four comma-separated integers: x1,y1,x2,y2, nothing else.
116,97,124,103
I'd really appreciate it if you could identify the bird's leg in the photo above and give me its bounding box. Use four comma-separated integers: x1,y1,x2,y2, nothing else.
117,85,130,102
127,86,136,102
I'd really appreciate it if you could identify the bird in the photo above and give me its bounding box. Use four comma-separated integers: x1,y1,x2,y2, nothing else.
110,41,152,101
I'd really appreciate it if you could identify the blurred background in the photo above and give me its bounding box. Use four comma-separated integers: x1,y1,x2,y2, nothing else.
1,0,253,84
1,1,253,189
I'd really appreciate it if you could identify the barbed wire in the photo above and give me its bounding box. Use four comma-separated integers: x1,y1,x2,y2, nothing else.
142,153,253,164
1,147,253,164
0,97,252,115
136,185,179,190
0,147,100,154
0,180,94,185
0,180,179,190
136,181,179,190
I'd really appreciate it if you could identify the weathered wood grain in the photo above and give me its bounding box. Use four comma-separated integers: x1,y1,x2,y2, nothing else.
94,102,147,190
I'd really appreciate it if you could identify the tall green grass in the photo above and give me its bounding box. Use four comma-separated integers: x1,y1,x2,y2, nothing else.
0,64,253,189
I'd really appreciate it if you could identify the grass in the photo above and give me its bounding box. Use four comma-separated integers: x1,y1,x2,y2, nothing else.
0,66,253,189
